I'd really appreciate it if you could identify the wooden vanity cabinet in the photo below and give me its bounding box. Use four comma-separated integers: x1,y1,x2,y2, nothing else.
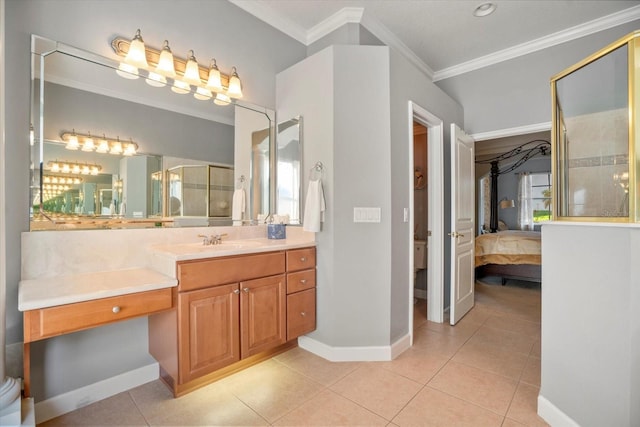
150,250,295,396
286,247,317,340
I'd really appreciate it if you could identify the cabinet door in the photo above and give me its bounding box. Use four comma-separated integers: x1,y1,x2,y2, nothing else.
179,283,240,383
240,274,286,358
287,288,316,340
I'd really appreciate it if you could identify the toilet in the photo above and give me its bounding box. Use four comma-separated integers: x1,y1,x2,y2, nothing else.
414,239,427,280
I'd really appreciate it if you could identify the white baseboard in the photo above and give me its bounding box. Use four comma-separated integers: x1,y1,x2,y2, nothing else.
538,394,580,427
34,363,158,424
390,333,411,359
298,334,411,361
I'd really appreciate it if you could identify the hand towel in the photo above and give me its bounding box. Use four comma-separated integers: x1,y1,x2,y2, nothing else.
303,179,325,232
232,188,245,225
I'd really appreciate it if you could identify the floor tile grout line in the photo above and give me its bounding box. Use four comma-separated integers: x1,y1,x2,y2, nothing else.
422,384,512,419
126,390,152,427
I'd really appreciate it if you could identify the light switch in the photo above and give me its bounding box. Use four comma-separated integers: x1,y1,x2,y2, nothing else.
403,208,409,222
354,207,381,223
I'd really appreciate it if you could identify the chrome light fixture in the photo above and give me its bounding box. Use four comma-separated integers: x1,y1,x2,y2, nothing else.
111,30,245,105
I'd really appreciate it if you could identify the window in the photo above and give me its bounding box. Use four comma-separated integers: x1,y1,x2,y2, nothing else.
531,172,552,223
518,172,552,229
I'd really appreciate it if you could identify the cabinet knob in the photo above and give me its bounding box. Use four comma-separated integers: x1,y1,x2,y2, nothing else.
300,257,306,262
300,311,306,317
243,287,249,293
233,289,240,294
112,306,121,314
300,279,307,284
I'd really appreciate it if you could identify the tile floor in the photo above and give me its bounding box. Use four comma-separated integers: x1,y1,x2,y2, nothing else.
41,279,548,426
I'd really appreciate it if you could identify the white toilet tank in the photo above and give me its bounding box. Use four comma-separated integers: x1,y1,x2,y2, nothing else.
414,240,427,270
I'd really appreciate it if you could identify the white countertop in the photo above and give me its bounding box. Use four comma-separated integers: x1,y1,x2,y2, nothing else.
18,268,178,311
149,238,316,262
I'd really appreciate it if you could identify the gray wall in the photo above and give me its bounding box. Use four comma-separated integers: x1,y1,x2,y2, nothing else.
4,0,305,401
541,224,640,426
389,48,463,339
436,20,640,134
277,45,393,347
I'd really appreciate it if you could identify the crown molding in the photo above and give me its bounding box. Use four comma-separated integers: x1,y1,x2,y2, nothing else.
307,7,364,44
228,0,308,44
360,10,435,80
433,4,640,82
471,122,551,143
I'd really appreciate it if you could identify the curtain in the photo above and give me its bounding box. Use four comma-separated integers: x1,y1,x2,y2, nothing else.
518,172,534,230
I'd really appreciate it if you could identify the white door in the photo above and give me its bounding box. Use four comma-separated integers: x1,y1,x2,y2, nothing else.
449,124,475,325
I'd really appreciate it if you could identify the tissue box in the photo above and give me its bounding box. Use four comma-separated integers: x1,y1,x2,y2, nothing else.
267,223,286,239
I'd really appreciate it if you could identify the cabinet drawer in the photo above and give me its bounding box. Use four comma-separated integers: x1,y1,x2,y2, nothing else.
286,247,316,272
287,288,316,340
286,269,316,294
24,288,173,342
178,251,286,291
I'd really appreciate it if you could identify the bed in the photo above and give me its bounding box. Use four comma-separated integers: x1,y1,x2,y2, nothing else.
475,230,541,284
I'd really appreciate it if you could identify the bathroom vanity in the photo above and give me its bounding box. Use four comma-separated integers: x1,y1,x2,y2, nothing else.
148,242,316,396
18,228,316,399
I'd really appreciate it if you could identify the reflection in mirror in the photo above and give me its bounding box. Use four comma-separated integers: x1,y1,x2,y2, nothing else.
30,35,274,230
276,117,302,225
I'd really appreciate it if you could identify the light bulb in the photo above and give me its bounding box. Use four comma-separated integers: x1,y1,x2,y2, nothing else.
116,62,139,79
44,176,51,184
214,92,231,106
194,87,212,100
81,165,90,175
171,79,191,94
82,134,95,151
90,165,100,175
124,29,148,69
155,40,176,78
51,162,60,173
227,67,243,98
61,164,70,173
183,50,202,86
65,132,79,150
206,59,223,91
110,139,123,154
72,164,81,174
123,142,137,156
146,71,167,87
96,138,109,153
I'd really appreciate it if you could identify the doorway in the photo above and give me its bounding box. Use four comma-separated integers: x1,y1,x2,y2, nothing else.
408,102,445,337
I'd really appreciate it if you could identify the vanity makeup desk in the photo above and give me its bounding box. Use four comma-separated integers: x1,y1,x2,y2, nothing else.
18,226,316,398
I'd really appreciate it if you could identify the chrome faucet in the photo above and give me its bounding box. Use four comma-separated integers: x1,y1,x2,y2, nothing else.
197,233,228,245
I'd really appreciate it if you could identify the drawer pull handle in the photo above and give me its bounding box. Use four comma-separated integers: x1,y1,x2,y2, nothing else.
300,279,307,284
243,288,249,293
234,289,240,294
112,306,121,314
300,257,306,262
300,311,306,317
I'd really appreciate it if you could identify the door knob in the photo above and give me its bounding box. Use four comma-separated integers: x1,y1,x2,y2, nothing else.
448,231,464,238
300,279,307,284
233,289,240,294
243,287,249,293
112,306,121,314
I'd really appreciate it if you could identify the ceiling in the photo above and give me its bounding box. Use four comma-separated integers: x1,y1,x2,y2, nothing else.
231,0,640,80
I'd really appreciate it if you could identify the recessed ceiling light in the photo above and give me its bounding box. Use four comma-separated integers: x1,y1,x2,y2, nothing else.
473,2,497,17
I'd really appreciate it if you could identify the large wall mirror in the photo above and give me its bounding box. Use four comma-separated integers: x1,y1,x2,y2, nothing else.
30,35,275,230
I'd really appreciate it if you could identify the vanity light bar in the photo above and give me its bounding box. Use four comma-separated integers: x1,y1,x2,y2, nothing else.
61,132,138,156
111,33,242,101
43,175,83,185
47,160,102,175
